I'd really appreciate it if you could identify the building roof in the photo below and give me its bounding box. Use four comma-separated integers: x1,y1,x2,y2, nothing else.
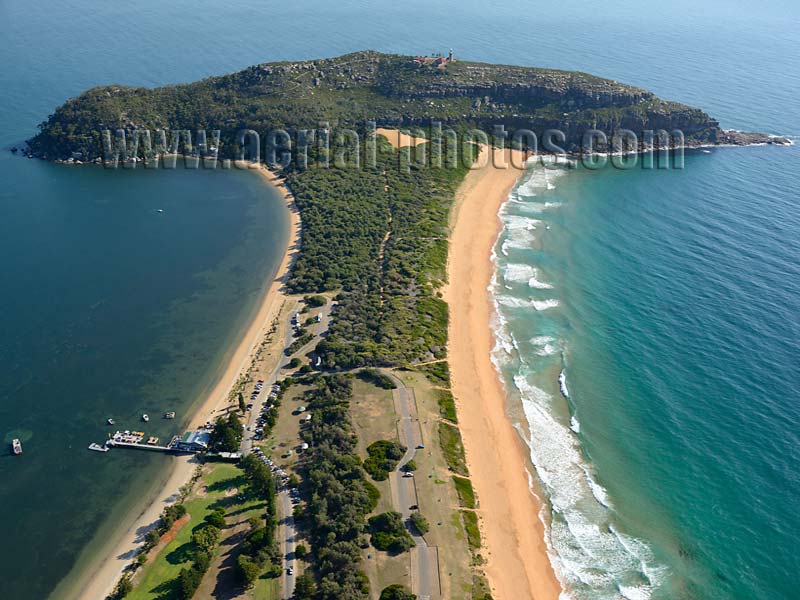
181,430,212,446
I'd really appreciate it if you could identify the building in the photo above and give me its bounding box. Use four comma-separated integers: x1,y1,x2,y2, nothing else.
172,430,212,453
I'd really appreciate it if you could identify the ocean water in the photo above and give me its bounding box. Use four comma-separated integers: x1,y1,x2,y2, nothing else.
492,144,800,599
1,0,798,598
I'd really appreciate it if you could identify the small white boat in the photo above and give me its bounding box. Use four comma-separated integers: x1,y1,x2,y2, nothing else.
12,438,22,455
142,414,150,423
107,418,115,425
164,411,176,419
88,443,109,452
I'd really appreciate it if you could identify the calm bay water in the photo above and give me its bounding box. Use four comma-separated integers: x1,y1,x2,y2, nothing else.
0,0,797,598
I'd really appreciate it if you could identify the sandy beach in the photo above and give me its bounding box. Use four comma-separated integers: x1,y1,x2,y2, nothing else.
64,164,300,600
445,147,562,600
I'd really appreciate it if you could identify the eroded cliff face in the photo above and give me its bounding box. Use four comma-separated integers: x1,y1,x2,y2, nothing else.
27,50,786,161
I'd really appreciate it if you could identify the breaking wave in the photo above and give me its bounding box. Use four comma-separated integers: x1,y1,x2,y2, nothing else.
489,164,667,599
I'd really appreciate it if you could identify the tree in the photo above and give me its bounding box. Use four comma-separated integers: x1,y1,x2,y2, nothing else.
205,509,226,529
380,584,416,600
237,555,261,588
238,391,246,413
294,572,317,599
192,523,220,553
210,412,243,452
111,574,133,599
295,543,308,559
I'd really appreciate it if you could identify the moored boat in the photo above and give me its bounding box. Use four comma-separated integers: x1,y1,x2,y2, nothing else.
88,443,109,452
164,411,176,419
12,439,22,455
142,414,149,422
107,418,115,425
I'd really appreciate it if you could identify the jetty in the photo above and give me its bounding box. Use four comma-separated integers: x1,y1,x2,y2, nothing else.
92,429,211,455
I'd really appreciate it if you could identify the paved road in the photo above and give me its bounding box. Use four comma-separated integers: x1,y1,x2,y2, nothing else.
279,486,297,599
241,300,332,455
385,372,440,600
238,299,332,599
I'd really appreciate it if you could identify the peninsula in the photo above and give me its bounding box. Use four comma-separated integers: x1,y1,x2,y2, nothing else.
27,51,786,600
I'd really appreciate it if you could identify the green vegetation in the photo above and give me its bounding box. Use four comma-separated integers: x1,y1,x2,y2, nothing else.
297,374,375,600
453,475,476,509
355,368,397,389
209,412,243,452
436,388,457,423
294,573,317,600
285,332,314,356
111,575,133,599
363,440,406,481
234,454,281,587
304,294,327,308
414,361,451,387
461,511,481,551
368,512,415,554
439,421,469,476
126,464,265,600
30,51,720,164
289,139,471,369
404,459,417,472
409,511,429,535
287,357,302,369
380,584,417,600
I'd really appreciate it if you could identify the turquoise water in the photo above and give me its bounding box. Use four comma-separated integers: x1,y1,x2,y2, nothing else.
493,144,800,599
1,0,798,598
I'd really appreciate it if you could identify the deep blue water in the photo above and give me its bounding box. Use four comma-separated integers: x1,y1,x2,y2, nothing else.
0,0,798,598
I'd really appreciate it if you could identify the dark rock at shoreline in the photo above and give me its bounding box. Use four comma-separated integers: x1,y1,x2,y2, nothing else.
719,130,791,146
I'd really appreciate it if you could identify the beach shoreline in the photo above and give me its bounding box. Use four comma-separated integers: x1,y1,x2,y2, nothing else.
55,164,300,600
445,147,562,600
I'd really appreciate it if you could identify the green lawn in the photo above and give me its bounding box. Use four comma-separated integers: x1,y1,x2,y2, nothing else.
251,576,280,600
127,463,264,600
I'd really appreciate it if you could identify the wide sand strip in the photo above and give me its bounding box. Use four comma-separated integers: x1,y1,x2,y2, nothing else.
67,165,300,600
445,147,562,600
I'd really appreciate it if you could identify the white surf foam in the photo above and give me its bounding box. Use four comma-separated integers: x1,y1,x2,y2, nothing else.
503,263,554,289
558,370,570,398
570,415,581,433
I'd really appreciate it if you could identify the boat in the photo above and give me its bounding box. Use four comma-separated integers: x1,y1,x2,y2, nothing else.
12,439,22,455
107,418,115,425
88,443,109,452
142,414,150,422
164,411,176,419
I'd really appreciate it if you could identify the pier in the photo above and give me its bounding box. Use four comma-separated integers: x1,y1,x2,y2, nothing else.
92,431,208,454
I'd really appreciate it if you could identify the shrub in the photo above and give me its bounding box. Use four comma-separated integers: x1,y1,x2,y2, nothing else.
436,389,458,423
439,422,468,476
364,440,406,481
453,475,476,509
462,511,481,550
380,584,417,600
368,511,415,554
304,294,327,308
111,574,133,599
356,368,397,389
409,511,429,535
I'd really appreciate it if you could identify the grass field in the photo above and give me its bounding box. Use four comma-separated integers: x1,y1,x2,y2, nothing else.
127,463,266,600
